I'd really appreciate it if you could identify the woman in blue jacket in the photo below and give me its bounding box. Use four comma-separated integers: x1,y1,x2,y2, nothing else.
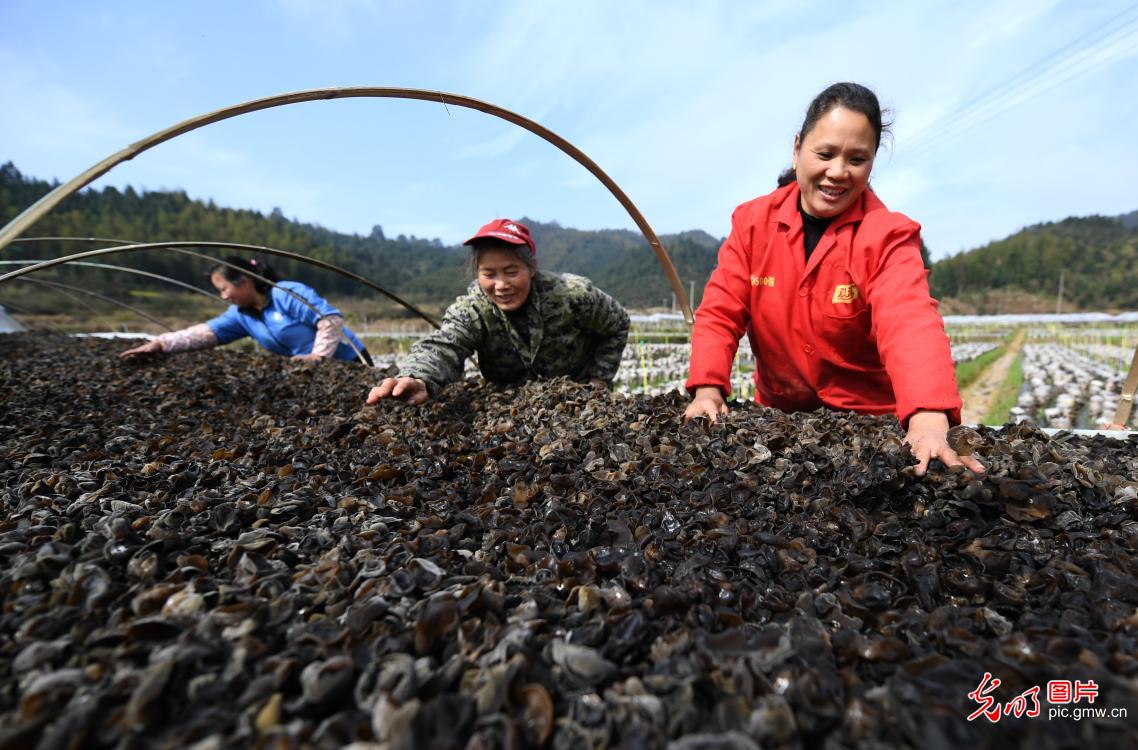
119,257,370,364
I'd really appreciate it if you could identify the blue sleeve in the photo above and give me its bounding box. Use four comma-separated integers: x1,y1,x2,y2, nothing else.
205,306,249,344
274,282,339,325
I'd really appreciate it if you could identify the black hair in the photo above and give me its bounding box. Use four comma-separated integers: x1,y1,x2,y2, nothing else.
468,239,537,277
777,82,893,187
209,256,279,294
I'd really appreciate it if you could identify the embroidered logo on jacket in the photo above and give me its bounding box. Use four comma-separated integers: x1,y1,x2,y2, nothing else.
832,284,859,304
750,276,775,287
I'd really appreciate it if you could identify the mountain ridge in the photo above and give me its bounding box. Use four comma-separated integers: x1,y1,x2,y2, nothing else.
2,161,1135,313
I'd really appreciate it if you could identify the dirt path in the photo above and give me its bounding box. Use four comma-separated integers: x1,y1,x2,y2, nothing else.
960,329,1027,425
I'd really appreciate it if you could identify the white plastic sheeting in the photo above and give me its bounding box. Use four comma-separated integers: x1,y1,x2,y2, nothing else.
629,312,688,325
945,311,1138,325
73,332,151,340
0,305,24,333
650,312,1138,326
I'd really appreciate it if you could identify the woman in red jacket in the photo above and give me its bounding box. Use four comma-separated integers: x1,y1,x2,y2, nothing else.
685,82,984,476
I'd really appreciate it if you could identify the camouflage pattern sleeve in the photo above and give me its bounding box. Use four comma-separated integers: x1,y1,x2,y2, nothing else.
578,280,630,383
396,290,485,395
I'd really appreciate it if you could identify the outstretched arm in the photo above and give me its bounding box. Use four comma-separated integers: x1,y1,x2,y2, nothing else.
366,294,483,404
865,222,962,427
296,315,345,360
685,210,754,421
580,283,630,383
120,324,219,358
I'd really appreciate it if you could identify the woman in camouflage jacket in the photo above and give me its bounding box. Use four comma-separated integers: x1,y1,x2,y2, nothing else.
367,219,630,405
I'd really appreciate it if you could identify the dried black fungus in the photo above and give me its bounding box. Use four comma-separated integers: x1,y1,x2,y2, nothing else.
1,334,1137,748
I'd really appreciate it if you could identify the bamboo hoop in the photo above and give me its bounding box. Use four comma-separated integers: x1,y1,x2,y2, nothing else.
0,259,225,305
13,277,172,331
16,278,102,317
0,87,693,325
0,246,374,365
0,244,373,364
6,236,440,328
171,248,369,366
1110,343,1138,427
0,298,69,335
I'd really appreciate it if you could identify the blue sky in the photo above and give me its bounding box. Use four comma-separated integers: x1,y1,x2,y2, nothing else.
2,0,1137,260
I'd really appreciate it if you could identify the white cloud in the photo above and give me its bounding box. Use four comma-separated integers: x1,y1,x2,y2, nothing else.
269,0,382,38
965,0,1065,50
450,127,528,160
4,0,1137,265
0,52,138,176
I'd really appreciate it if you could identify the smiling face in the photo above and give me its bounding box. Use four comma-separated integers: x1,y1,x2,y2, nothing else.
793,105,877,218
475,246,535,312
210,271,261,308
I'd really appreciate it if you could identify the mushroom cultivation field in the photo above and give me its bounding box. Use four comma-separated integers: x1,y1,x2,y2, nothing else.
1,334,1137,749
1012,345,1129,430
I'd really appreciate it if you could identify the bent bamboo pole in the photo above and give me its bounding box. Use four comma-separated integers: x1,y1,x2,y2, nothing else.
0,259,224,304
0,298,68,335
16,278,102,317
14,277,172,331
172,248,369,366
6,236,440,327
0,87,693,324
0,244,370,365
1110,343,1138,428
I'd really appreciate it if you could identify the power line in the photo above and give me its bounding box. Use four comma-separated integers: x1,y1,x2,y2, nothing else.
903,34,1138,160
900,3,1138,153
903,2,1138,149
899,31,1138,162
893,4,1138,163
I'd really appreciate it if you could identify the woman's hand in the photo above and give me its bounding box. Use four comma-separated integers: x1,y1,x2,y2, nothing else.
367,377,429,406
683,386,729,424
119,339,164,359
292,353,325,362
904,410,986,477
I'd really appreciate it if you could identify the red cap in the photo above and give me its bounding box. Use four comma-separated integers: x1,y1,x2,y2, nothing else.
463,218,536,255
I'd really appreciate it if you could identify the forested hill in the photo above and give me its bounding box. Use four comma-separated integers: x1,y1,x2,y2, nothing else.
0,162,720,310
928,214,1138,312
525,224,720,307
4,161,1135,312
